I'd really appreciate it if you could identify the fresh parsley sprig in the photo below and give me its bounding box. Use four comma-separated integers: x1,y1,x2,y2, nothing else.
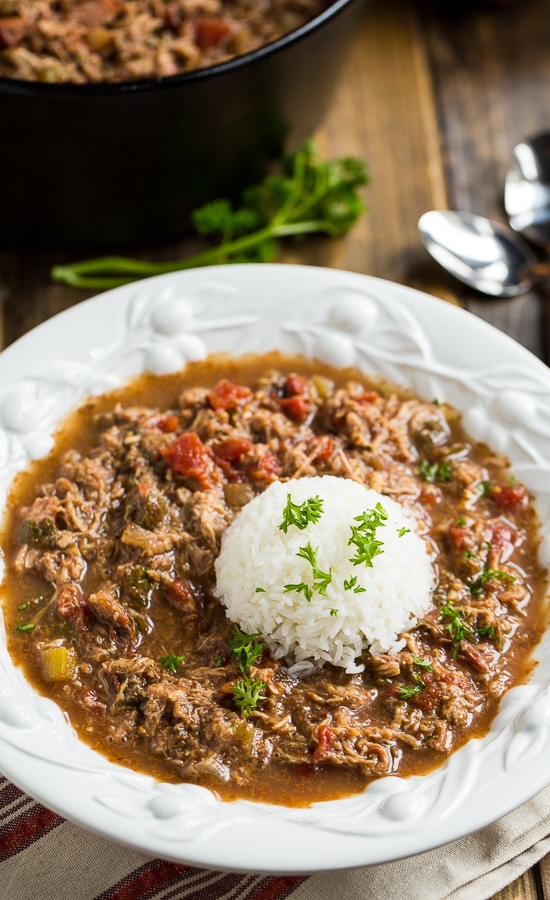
51,143,369,291
469,568,515,596
284,542,332,600
228,624,266,716
228,624,264,672
278,493,324,533
439,600,497,658
231,676,267,717
343,575,366,594
158,653,186,674
348,502,388,567
397,675,425,701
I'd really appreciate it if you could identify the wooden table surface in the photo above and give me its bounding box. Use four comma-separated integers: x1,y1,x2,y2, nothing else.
2,0,550,896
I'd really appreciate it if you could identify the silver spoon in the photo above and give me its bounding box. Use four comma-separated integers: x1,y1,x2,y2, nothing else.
418,209,548,298
505,131,550,247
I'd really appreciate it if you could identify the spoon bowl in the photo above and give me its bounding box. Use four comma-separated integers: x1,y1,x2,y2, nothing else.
505,132,550,247
418,209,541,298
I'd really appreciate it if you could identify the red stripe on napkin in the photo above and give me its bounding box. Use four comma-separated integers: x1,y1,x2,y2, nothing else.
0,801,61,862
96,859,307,900
95,861,189,899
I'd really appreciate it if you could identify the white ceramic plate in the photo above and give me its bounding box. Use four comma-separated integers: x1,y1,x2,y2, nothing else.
0,264,549,874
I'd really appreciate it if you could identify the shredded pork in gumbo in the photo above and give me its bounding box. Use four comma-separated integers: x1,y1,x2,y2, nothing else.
0,0,328,83
1,353,546,806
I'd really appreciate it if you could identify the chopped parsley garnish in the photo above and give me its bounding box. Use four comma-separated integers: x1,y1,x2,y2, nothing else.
457,517,466,526
348,503,388,567
255,587,265,593
232,675,267,716
330,608,338,617
439,600,499,657
158,654,186,674
283,580,314,601
469,568,515,596
15,621,35,633
343,575,366,594
278,494,324,533
397,526,410,537
412,656,433,671
439,601,470,656
284,543,332,600
213,655,224,668
228,625,266,716
397,676,425,701
479,480,493,497
228,624,264,671
419,459,452,483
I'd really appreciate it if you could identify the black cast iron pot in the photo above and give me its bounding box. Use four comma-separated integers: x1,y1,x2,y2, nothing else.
1,0,367,246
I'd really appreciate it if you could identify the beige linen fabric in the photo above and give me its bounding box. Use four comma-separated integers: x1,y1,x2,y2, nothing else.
294,785,550,900
3,788,550,900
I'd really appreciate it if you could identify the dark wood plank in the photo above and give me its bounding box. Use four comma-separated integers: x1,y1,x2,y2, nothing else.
419,0,550,359
538,853,550,899
490,869,539,900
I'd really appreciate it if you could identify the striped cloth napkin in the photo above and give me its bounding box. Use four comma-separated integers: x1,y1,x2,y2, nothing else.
2,775,550,900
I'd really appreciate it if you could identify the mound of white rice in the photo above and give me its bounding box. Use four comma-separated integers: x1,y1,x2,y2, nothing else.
214,476,435,674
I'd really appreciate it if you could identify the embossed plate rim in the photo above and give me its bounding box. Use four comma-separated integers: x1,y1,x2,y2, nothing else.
0,263,549,874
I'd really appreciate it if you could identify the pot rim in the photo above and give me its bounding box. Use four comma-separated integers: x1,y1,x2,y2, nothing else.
0,0,362,96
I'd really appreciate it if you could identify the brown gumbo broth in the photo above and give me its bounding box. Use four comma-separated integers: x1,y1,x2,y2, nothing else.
1,353,547,807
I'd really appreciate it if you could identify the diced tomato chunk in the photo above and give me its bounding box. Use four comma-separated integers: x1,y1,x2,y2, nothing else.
311,435,334,462
279,395,312,423
195,16,232,49
157,414,179,433
212,437,253,463
249,453,281,482
161,432,213,488
490,484,528,510
284,374,309,396
207,380,252,411
419,484,441,505
56,583,90,630
489,518,518,562
313,724,335,762
358,390,381,405
0,16,29,49
447,524,471,553
164,579,199,617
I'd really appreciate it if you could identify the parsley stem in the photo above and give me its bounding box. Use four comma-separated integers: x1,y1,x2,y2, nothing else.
51,220,340,290
51,142,368,291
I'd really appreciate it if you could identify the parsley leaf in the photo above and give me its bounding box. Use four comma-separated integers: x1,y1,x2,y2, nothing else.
158,653,186,674
412,656,433,671
278,493,324,533
348,502,388,567
284,543,332,599
397,676,425,701
228,624,264,671
228,625,266,716
419,459,453,483
343,575,366,593
232,676,267,716
469,567,515,595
